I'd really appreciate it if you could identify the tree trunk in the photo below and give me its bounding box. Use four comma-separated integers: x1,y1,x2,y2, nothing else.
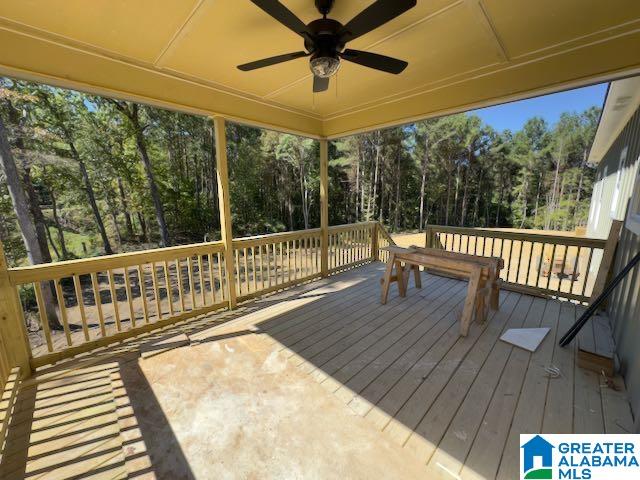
472,169,483,226
460,167,470,227
546,139,564,229
117,178,135,239
22,167,52,264
49,187,69,258
445,166,452,225
354,149,360,221
0,117,61,329
533,171,543,226
378,169,385,224
418,136,429,232
297,148,309,229
369,142,381,221
394,153,401,231
574,149,586,224
78,155,113,254
130,105,170,246
65,140,113,254
137,212,148,243
45,226,61,260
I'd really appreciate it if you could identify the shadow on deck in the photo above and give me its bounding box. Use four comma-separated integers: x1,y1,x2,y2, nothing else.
0,263,634,479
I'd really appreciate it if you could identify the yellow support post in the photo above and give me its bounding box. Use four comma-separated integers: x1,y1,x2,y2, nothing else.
320,139,329,277
0,240,31,377
213,116,237,309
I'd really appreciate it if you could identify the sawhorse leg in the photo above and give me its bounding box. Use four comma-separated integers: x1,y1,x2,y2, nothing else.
460,266,481,336
381,253,396,304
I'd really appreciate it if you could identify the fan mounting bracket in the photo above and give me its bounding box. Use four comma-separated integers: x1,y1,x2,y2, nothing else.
315,0,335,16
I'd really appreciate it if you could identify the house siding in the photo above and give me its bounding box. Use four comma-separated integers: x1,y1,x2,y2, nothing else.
587,106,640,428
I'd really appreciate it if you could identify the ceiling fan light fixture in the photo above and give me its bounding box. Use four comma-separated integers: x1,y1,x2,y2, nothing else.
310,56,341,78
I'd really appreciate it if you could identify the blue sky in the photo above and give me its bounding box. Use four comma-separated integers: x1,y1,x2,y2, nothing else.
469,83,609,132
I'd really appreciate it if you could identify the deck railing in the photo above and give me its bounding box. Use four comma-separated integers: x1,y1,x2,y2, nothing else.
425,225,607,303
3,222,381,369
232,228,323,301
328,222,377,272
9,241,229,367
376,223,396,263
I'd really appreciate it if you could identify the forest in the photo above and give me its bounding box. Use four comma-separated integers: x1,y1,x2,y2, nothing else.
1,77,601,269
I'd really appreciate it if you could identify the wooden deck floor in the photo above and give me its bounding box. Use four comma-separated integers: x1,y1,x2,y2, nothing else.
1,263,634,479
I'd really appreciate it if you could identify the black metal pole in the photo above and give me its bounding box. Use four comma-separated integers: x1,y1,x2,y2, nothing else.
559,250,640,347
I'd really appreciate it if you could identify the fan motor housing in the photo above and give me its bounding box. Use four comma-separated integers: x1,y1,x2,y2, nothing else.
305,18,345,56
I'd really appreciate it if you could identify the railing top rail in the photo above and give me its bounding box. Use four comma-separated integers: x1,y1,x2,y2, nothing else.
9,240,225,284
232,228,322,248
426,225,606,249
377,223,397,246
328,221,377,233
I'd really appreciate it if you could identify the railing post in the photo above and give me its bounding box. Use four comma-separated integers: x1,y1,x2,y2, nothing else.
371,223,379,261
320,138,329,277
213,116,237,309
425,225,433,248
0,240,31,377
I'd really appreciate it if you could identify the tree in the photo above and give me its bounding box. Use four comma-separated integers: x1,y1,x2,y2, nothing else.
108,100,170,247
34,87,114,254
0,112,60,328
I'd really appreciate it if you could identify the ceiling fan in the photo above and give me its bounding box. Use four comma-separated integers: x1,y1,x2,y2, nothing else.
238,0,416,93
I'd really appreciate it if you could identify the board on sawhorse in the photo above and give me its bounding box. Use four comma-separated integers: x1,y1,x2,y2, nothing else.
380,246,501,336
408,245,503,311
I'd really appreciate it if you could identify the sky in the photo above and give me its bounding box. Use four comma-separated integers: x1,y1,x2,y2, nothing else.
469,83,609,133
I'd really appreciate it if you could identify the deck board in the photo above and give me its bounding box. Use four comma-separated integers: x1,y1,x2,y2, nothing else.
1,262,634,479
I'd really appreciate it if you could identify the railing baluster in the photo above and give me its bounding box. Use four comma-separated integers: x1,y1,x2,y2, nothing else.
569,246,581,296
199,255,206,306
524,241,533,286
164,260,175,316
123,267,136,328
556,244,569,295
137,265,149,323
34,282,54,352
55,278,72,345
279,242,284,284
107,269,122,331
234,250,241,296
505,240,514,283
581,248,594,297
176,259,185,313
206,254,215,304
216,252,225,302
546,244,557,290
151,262,162,320
535,243,546,288
259,246,265,290
252,247,257,293
90,273,106,338
73,274,90,341
515,240,523,285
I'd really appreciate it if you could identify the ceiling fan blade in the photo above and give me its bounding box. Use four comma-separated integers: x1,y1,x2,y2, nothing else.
340,49,408,74
238,51,309,71
251,0,310,38
339,0,417,42
313,76,329,93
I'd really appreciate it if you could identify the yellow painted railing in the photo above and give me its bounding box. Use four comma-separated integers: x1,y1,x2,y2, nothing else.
9,242,229,367
328,222,378,272
376,223,396,263
232,228,323,301
5,222,383,368
425,225,607,303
